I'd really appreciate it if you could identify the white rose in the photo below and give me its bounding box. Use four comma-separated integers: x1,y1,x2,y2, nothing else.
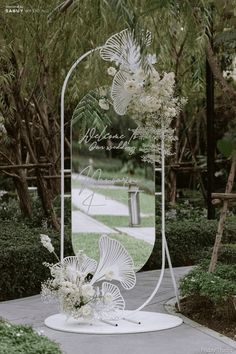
104,270,115,281
81,304,93,318
104,292,113,304
107,67,117,76
99,98,109,110
81,284,95,298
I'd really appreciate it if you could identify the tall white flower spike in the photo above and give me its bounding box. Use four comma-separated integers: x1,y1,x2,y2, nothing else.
100,29,153,115
91,235,136,289
101,282,125,319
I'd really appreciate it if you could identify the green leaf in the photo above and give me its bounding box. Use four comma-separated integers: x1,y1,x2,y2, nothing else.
217,138,234,157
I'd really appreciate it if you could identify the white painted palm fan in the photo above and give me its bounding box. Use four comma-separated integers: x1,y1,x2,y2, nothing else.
45,29,182,334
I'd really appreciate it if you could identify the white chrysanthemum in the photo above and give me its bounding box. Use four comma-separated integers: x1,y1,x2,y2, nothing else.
98,98,109,110
40,234,54,253
107,67,117,76
81,284,95,298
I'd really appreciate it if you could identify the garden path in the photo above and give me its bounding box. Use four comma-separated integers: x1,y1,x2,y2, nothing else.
72,210,118,234
0,267,235,354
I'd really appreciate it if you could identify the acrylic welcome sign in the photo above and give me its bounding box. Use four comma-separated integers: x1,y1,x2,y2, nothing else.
71,97,155,271
45,29,182,334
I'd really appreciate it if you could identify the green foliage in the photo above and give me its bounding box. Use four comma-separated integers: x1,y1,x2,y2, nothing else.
144,218,236,270
72,88,112,136
217,138,236,157
0,320,62,354
0,196,71,228
180,262,236,304
0,221,73,301
201,243,236,265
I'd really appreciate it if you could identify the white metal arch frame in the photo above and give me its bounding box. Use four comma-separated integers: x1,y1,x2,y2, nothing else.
60,46,180,314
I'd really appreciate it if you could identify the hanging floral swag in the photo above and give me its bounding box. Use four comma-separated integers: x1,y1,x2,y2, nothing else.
97,29,187,163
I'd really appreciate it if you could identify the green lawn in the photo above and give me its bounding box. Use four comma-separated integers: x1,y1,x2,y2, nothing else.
90,187,155,215
72,233,153,271
93,215,155,228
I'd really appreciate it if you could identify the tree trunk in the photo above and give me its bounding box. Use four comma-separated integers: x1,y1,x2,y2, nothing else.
208,153,236,273
36,172,60,231
14,170,32,218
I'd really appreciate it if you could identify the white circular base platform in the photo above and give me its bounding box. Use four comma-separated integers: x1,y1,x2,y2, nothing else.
45,311,183,334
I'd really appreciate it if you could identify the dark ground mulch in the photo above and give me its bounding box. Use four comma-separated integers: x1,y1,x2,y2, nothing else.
179,295,236,341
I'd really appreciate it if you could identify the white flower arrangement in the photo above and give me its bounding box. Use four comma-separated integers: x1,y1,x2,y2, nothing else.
40,234,136,321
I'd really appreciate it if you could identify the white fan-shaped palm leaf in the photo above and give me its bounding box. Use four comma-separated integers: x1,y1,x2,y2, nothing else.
52,254,97,283
100,29,151,73
100,282,125,319
111,70,132,115
91,235,136,289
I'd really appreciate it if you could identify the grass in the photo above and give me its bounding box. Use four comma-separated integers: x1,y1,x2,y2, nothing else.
72,233,153,271
93,215,155,228
0,320,62,354
90,187,155,215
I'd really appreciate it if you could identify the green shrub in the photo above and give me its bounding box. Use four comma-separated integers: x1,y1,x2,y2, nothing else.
143,218,236,270
0,196,71,228
180,262,236,305
0,221,73,301
0,320,62,354
199,243,236,264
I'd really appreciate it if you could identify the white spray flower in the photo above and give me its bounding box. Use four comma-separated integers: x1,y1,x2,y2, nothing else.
40,234,54,253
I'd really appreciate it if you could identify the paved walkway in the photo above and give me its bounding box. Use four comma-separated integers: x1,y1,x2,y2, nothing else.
72,210,117,234
72,188,130,216
0,267,235,354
